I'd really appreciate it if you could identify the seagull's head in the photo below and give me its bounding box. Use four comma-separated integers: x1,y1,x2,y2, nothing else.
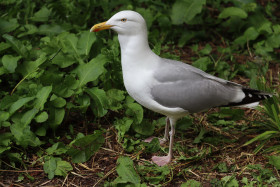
90,10,147,35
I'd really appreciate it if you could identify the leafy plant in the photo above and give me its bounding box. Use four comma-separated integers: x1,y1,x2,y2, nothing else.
244,96,280,153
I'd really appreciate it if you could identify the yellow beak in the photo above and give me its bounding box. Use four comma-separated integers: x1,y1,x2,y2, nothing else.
90,21,113,32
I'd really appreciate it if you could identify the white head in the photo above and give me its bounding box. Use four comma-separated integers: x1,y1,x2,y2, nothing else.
90,10,147,36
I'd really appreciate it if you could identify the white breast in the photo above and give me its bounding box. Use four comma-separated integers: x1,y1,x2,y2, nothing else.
121,56,188,118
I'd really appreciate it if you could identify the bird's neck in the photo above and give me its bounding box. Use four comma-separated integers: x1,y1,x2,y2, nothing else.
118,33,154,60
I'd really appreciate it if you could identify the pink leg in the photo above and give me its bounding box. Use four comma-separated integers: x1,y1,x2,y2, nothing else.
144,117,170,145
152,118,176,166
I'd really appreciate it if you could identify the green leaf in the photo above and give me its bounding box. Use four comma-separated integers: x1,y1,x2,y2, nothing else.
30,6,51,22
126,103,143,124
268,155,280,170
86,87,108,117
34,86,52,110
244,130,279,146
76,54,107,87
50,96,66,108
35,111,48,123
0,18,19,34
0,42,11,52
114,118,133,140
9,97,35,115
55,160,73,177
181,179,202,187
132,119,154,136
52,53,76,68
65,33,79,57
115,156,141,184
21,108,39,127
0,132,12,154
2,55,21,73
35,126,46,136
46,142,68,155
43,157,57,179
219,7,248,19
234,27,259,46
193,128,206,144
171,0,206,25
192,57,212,71
77,31,96,56
0,111,10,122
49,108,65,129
67,130,104,163
2,34,29,58
107,89,126,111
19,54,47,76
221,175,239,187
10,122,41,148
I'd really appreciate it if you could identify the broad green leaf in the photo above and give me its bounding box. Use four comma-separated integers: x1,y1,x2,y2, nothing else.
38,24,65,35
268,155,280,170
52,53,76,68
199,44,212,55
126,103,143,124
181,180,202,187
171,0,206,25
0,18,19,34
221,175,239,187
0,111,10,122
234,27,259,46
2,55,21,73
115,156,141,184
144,137,160,153
114,118,133,140
50,96,66,108
0,132,12,147
132,119,154,136
9,97,35,115
3,34,28,58
30,6,51,22
35,126,46,136
34,86,52,110
0,95,18,110
0,42,11,52
67,130,104,163
19,54,47,76
35,111,48,123
192,57,212,71
21,108,39,128
43,157,57,179
107,89,126,111
86,87,108,117
18,24,38,37
49,108,65,129
46,142,68,155
10,122,41,148
219,7,248,19
76,54,107,87
55,160,73,177
77,31,96,56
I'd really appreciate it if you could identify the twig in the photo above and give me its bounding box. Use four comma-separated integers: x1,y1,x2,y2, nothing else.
61,173,68,187
40,180,52,186
187,169,201,178
93,167,116,187
247,40,253,58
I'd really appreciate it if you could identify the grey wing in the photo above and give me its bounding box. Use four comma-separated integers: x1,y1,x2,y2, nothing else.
151,59,243,113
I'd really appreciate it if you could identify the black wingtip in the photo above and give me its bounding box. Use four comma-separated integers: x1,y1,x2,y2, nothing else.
223,88,273,107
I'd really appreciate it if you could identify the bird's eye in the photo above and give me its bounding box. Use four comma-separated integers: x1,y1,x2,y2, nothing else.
121,18,127,22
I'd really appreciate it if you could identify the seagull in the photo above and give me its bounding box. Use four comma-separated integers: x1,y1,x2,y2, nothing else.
90,10,273,166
